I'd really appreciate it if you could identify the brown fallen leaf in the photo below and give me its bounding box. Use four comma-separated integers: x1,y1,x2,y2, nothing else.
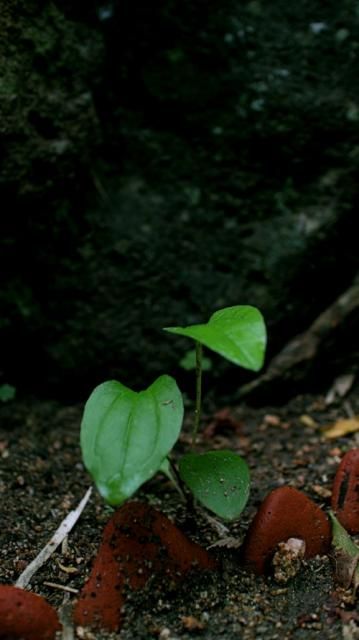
324,417,359,439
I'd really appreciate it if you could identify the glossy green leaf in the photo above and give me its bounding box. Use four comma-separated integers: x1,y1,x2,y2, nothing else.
164,305,266,371
80,375,184,505
178,450,250,520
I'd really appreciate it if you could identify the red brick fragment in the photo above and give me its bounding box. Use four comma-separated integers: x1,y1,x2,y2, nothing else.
331,449,359,533
241,486,331,574
74,501,216,632
0,585,61,640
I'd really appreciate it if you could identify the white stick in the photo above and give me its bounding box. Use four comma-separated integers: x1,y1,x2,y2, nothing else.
15,487,93,589
43,582,79,594
58,596,75,640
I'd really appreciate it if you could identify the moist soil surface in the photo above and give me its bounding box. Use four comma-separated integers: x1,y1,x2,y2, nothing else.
1,388,359,639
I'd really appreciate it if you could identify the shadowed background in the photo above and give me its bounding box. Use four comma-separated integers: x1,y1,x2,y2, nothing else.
1,0,359,402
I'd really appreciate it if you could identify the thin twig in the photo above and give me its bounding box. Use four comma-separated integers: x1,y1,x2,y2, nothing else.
58,595,75,640
43,581,79,594
15,487,92,589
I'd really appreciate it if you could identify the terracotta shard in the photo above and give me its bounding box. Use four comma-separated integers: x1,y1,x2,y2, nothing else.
241,486,331,574
332,449,359,533
74,501,216,632
0,585,61,640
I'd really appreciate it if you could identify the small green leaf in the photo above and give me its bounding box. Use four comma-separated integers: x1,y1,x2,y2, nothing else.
164,305,266,371
179,450,250,520
179,349,212,371
81,375,184,505
329,510,359,558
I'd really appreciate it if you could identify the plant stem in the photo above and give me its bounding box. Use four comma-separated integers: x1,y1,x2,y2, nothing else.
160,457,187,502
192,340,203,446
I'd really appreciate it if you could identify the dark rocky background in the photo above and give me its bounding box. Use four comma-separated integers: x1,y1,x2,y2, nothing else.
1,0,359,403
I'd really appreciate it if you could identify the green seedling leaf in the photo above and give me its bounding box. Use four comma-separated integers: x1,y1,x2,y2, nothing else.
0,384,16,403
179,349,212,371
330,511,359,557
179,450,250,520
329,511,359,590
164,305,266,371
81,375,184,505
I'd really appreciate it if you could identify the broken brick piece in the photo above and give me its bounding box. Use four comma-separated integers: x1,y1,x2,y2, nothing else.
74,501,216,632
0,585,61,640
241,486,331,574
331,449,359,534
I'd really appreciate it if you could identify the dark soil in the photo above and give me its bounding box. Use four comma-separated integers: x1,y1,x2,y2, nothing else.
1,388,359,639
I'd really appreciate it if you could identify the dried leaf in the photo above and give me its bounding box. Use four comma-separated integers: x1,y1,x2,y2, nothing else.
324,417,359,439
207,536,242,549
299,414,317,428
57,561,78,574
334,550,359,589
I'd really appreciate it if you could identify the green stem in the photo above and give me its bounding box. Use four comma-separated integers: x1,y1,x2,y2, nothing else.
160,457,187,502
192,341,203,446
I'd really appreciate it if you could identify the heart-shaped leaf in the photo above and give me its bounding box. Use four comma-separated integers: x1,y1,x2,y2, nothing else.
164,305,266,371
81,375,184,505
179,450,250,520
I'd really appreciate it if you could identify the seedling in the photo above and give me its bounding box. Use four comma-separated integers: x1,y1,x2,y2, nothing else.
80,305,266,520
164,305,266,444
